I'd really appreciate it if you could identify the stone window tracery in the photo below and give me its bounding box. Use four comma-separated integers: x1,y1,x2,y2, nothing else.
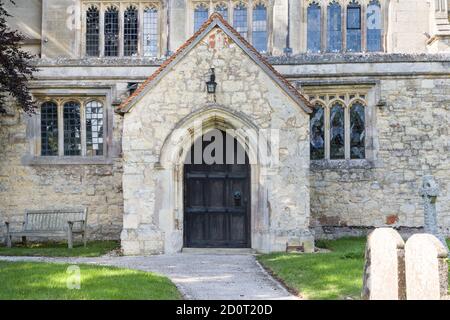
307,2,321,53
40,101,59,156
38,99,105,158
305,0,385,53
233,2,248,39
307,92,367,161
191,0,270,53
143,6,159,57
104,6,119,56
86,6,100,56
82,2,162,57
194,3,209,31
214,3,228,21
252,2,268,52
123,5,139,56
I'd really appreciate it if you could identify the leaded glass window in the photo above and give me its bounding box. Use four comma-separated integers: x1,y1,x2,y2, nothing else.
86,6,100,56
252,4,267,52
40,102,58,156
104,7,119,56
346,2,361,52
350,102,365,159
310,105,325,160
194,4,209,32
367,0,382,52
143,7,159,57
86,101,104,156
233,3,248,38
330,102,345,159
215,3,228,21
307,3,321,53
124,6,138,56
327,2,342,52
63,102,81,156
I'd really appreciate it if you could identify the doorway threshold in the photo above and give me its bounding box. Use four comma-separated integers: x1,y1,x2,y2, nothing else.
181,248,256,255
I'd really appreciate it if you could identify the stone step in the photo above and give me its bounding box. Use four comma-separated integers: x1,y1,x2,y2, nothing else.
181,248,256,255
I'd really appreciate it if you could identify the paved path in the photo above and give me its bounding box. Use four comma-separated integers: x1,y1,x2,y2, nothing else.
0,253,297,300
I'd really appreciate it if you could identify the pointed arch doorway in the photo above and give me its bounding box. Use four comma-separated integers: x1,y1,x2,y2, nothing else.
183,130,251,248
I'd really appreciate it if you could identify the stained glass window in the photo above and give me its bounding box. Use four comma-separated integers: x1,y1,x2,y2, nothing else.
41,102,58,156
63,102,81,156
124,6,138,56
86,6,99,56
330,102,345,159
350,102,365,159
310,105,325,160
104,7,119,56
215,3,228,21
86,101,104,156
347,2,361,52
252,4,267,52
367,0,382,52
194,4,209,32
307,3,321,53
327,2,342,52
233,3,248,38
143,7,159,57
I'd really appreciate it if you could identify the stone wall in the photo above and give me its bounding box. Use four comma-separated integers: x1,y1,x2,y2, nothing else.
0,100,124,242
310,76,450,239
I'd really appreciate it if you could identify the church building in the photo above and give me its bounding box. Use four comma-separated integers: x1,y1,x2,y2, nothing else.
1,0,449,255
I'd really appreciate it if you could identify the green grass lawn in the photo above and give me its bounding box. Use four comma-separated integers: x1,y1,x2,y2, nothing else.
0,241,120,257
258,237,450,300
0,261,181,300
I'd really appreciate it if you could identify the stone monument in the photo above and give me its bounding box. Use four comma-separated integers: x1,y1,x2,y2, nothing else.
362,228,406,300
419,175,448,251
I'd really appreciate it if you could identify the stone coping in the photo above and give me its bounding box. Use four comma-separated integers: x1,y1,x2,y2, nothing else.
33,53,450,67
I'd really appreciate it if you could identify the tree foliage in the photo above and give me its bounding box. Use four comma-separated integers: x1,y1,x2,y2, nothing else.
0,0,37,114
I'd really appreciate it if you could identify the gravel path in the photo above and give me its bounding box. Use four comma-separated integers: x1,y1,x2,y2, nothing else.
0,253,297,300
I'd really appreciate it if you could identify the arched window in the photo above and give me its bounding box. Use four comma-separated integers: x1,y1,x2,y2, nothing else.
310,104,325,160
346,1,361,52
86,6,99,56
215,3,228,21
86,101,104,156
63,101,81,156
327,1,342,52
104,6,119,56
194,3,209,32
143,7,159,57
40,102,58,156
367,0,382,52
124,6,138,56
330,102,345,159
350,102,365,159
307,2,321,53
233,3,248,38
252,3,267,52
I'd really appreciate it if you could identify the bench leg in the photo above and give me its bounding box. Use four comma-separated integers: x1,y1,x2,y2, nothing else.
6,235,12,248
22,236,27,246
82,232,87,247
67,230,73,249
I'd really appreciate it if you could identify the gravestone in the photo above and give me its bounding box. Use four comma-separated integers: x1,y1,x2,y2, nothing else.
405,234,448,300
362,228,406,300
419,175,449,251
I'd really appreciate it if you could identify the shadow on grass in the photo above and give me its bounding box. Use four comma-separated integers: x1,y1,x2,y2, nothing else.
0,241,120,257
0,261,181,300
259,237,450,300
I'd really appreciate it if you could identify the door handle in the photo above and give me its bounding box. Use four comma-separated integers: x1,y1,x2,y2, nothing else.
233,191,242,206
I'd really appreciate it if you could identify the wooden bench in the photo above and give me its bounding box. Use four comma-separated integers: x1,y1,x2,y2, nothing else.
4,208,88,249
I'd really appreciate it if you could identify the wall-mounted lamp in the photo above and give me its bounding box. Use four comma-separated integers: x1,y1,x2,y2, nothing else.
206,68,217,98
